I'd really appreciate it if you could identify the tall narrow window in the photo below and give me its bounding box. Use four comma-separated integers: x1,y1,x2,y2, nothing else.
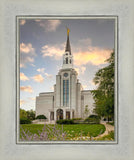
63,80,69,106
66,57,68,64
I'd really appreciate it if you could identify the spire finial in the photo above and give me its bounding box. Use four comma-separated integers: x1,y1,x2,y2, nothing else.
67,27,70,36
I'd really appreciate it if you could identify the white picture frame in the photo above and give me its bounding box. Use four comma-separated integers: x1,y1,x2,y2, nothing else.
0,0,134,159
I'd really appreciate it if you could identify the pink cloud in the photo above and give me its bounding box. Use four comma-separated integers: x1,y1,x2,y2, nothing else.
20,43,36,68
41,44,64,60
20,20,26,25
20,72,29,81
20,86,33,93
31,74,44,83
36,20,61,32
20,99,26,106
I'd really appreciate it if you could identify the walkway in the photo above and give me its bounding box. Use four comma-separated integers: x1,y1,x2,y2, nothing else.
95,122,114,139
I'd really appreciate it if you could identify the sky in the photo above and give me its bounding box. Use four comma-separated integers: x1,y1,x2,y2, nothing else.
19,18,115,111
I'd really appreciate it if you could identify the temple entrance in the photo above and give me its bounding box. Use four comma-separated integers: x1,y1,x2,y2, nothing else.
66,111,70,119
56,109,63,120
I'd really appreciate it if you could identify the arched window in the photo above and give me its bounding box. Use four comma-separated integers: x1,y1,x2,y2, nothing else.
66,57,68,64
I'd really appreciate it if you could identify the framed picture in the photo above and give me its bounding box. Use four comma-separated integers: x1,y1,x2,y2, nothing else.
17,16,118,144
0,0,134,160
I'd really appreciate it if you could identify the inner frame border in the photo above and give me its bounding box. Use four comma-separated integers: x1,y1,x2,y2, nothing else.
16,15,118,145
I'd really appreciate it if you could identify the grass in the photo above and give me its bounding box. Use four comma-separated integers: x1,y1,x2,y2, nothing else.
96,131,114,141
20,124,105,140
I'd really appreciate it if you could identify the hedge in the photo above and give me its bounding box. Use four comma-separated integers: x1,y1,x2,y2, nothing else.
20,118,31,124
35,115,47,119
56,119,74,124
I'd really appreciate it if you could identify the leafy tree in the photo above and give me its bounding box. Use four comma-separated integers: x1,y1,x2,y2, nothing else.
26,109,35,120
20,108,35,120
20,109,27,119
91,51,114,121
84,105,90,117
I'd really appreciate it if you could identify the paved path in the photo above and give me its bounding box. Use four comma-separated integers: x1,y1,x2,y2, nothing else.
95,122,114,139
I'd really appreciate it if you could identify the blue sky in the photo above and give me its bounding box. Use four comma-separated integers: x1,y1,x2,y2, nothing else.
19,18,115,111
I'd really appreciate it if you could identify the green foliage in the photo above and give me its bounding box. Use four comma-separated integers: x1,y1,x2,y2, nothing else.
96,131,114,141
91,51,114,120
20,118,31,124
20,109,35,121
35,115,47,119
84,105,90,117
20,109,27,119
56,119,74,124
84,116,100,124
88,115,100,119
26,109,35,120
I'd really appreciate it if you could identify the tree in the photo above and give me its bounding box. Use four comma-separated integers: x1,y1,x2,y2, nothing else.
84,105,90,117
91,51,114,121
20,108,35,120
26,109,35,120
20,109,27,119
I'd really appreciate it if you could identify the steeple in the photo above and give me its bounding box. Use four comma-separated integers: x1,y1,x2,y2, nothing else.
62,28,73,69
65,28,71,54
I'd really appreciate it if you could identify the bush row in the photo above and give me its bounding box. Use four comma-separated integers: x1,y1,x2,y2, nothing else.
56,119,74,124
20,118,31,124
84,115,100,124
35,115,47,119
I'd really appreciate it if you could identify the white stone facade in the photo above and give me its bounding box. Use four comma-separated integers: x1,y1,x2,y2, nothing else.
36,29,95,122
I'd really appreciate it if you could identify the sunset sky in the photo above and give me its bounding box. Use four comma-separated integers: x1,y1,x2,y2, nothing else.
19,18,115,111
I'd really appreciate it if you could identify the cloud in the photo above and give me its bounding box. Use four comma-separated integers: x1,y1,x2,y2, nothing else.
20,99,26,106
20,20,26,25
31,74,44,83
44,73,53,79
81,66,86,74
73,47,112,66
20,86,33,93
20,43,36,68
20,72,29,81
29,97,36,101
89,80,95,86
41,38,112,66
74,66,86,75
30,64,36,67
37,68,45,73
36,68,52,79
20,43,36,55
41,44,64,60
82,85,88,90
36,20,61,32
50,86,54,91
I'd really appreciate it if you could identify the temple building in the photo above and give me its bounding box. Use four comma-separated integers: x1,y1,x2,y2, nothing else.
36,29,95,122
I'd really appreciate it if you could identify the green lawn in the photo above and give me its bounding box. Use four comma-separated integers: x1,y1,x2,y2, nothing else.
20,124,105,141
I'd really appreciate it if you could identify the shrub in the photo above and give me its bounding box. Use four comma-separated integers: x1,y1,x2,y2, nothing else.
20,118,31,124
88,115,100,119
56,119,74,124
35,115,47,119
84,115,100,124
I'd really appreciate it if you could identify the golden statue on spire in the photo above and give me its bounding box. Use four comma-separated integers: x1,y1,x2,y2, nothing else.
67,27,70,36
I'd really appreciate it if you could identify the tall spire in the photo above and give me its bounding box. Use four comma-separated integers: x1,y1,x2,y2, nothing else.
65,28,71,54
62,27,73,69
